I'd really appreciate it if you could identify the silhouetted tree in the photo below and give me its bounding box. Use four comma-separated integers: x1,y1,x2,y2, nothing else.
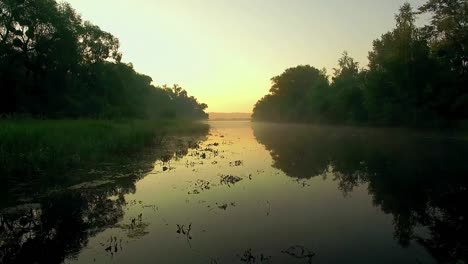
252,1,467,127
365,3,436,125
252,65,329,122
419,0,468,118
0,0,208,119
328,52,367,123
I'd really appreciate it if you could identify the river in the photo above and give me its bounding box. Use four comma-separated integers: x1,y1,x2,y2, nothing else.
1,121,467,263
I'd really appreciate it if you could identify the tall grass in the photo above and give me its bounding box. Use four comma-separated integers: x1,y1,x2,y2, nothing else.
0,119,208,184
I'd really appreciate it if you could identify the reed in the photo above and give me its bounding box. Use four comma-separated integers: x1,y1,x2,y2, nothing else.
0,119,208,183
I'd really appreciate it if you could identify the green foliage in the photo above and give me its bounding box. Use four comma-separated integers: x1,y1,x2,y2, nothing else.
0,0,208,119
419,0,468,118
252,65,329,122
329,52,367,123
0,119,209,185
420,0,468,75
365,3,436,125
252,1,468,126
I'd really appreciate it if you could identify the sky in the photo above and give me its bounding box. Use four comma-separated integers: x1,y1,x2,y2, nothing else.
65,0,427,113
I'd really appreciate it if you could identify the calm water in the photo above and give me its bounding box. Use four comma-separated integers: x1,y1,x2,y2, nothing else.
1,121,467,263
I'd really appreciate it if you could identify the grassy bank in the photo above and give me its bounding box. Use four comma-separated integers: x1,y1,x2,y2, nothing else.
0,119,208,185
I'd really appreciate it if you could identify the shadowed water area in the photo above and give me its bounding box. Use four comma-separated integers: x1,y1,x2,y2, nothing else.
1,121,467,263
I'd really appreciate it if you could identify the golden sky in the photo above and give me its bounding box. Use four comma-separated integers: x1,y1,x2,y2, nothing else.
66,0,426,113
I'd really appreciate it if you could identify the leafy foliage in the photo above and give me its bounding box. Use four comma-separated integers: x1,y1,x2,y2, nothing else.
0,0,208,119
252,65,329,122
253,1,467,126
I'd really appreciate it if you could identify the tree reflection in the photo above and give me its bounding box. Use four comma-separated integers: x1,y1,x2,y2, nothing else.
253,123,468,263
0,134,207,264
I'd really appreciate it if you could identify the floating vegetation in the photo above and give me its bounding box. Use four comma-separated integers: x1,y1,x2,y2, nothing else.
188,179,211,195
115,214,150,239
185,160,205,168
240,249,255,263
239,248,271,263
141,204,158,211
132,213,142,227
190,189,200,195
126,224,150,239
229,160,243,167
209,258,220,264
281,245,315,263
102,235,123,256
216,202,236,210
125,199,140,206
293,179,311,187
220,175,243,186
154,161,175,173
203,148,220,157
189,147,219,160
176,223,193,243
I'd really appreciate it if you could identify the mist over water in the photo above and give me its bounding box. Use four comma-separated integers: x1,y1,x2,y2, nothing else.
2,121,467,263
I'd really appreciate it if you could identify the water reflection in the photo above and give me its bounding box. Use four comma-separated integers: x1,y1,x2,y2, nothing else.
0,134,207,264
2,122,467,264
253,123,468,263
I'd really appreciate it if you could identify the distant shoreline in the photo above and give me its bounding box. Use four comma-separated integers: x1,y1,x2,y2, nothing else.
209,118,251,121
208,112,252,121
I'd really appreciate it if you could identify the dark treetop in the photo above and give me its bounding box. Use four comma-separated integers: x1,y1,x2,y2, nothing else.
253,1,468,127
0,0,208,119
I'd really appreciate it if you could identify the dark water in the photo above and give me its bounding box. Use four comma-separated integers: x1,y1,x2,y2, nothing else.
1,121,467,264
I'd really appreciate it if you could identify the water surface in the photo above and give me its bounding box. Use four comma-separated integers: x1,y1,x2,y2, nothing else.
2,121,467,263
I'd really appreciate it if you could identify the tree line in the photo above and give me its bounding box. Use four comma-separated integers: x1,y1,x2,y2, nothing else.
0,0,208,119
253,1,467,126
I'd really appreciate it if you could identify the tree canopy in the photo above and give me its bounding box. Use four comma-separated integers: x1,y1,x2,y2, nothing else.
252,1,467,126
0,0,208,119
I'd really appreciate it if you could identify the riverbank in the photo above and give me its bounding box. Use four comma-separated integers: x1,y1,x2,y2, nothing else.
0,119,208,186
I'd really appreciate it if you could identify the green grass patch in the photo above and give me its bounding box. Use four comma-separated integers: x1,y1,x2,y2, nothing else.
0,119,208,185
